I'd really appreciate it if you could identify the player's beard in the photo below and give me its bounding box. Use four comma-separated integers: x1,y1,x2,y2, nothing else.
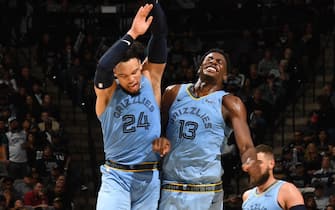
120,84,141,96
251,170,270,187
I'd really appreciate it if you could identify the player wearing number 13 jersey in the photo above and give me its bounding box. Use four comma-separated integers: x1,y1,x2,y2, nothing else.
163,84,231,183
158,49,258,210
159,84,231,210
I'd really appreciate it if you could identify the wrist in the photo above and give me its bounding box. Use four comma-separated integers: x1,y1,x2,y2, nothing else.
126,31,137,40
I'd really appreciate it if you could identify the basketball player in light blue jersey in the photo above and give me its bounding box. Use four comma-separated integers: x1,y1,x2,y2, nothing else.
157,48,260,210
94,2,170,210
242,144,306,210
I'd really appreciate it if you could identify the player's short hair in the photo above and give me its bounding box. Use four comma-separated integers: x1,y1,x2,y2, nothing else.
256,144,274,157
120,41,145,63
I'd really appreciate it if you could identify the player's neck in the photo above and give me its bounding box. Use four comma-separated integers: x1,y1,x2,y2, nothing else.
256,178,277,194
193,80,222,97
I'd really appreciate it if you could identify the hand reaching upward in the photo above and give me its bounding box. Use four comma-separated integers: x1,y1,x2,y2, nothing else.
128,4,154,39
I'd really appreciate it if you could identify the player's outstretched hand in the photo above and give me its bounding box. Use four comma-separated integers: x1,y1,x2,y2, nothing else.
128,4,154,39
152,137,171,157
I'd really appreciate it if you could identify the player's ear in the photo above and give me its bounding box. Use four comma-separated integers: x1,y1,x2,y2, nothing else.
113,68,116,78
269,158,275,168
113,67,119,79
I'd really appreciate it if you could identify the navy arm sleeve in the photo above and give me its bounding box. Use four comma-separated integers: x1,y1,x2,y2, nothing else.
94,34,134,89
147,1,168,64
289,205,306,210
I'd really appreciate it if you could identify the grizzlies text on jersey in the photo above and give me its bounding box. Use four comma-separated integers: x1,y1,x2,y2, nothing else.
99,76,161,164
162,83,232,184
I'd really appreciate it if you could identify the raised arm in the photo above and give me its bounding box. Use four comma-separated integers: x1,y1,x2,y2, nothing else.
94,4,153,116
142,0,168,106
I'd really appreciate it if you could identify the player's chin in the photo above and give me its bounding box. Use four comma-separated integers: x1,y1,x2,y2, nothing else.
203,71,219,80
128,84,140,93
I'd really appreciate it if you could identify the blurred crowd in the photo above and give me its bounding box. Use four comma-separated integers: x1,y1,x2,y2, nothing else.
0,0,335,209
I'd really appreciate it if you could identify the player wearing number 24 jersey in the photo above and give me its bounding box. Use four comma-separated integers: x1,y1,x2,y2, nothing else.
93,2,170,210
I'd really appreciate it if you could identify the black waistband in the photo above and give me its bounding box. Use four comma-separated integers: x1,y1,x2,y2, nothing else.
162,182,223,192
105,160,159,171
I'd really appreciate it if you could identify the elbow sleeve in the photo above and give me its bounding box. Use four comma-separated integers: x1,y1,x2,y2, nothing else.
289,205,306,210
150,2,168,36
94,34,134,89
94,68,114,89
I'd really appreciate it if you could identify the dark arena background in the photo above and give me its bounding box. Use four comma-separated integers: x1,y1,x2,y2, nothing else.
0,0,334,209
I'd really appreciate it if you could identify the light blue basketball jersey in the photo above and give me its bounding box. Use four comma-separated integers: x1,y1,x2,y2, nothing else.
242,180,285,210
162,84,232,184
98,76,161,165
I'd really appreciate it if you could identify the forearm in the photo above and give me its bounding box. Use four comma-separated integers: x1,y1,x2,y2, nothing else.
147,1,167,63
95,3,153,88
233,124,256,165
94,34,134,89
235,120,256,165
97,34,134,71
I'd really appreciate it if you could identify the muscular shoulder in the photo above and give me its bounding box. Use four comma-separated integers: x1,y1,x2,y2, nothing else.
161,84,181,111
222,94,246,117
279,182,300,195
163,84,181,96
278,182,304,209
242,189,252,201
222,94,243,108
